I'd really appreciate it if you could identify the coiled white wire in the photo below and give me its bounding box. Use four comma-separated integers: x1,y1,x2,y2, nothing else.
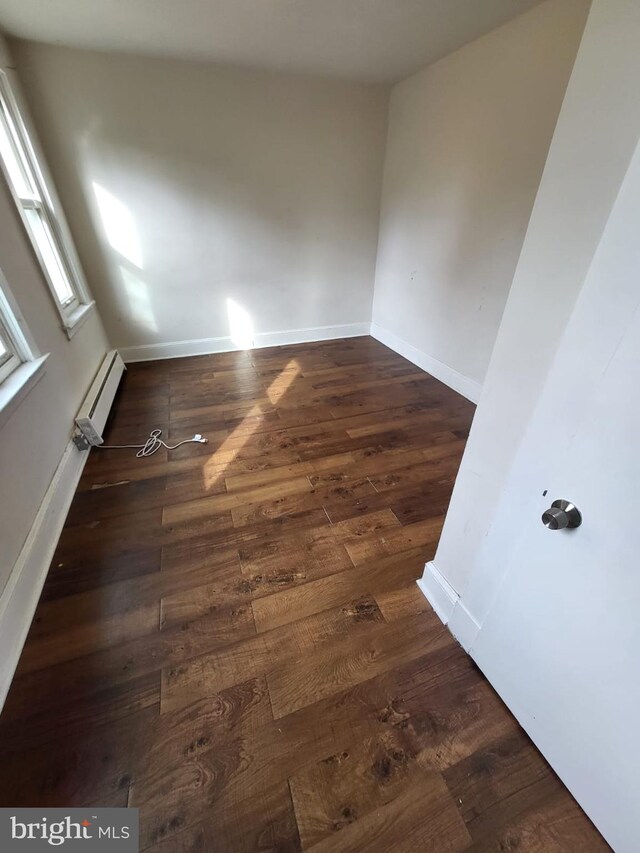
97,428,208,458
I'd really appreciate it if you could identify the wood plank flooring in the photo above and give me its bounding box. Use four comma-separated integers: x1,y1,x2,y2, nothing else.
0,336,608,851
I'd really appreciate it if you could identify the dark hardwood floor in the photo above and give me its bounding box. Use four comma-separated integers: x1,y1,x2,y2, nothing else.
0,336,607,851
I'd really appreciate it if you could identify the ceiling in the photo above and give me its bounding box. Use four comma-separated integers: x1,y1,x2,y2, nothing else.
0,0,545,84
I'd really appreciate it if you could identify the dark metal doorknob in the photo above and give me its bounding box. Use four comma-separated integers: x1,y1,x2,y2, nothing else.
541,499,582,530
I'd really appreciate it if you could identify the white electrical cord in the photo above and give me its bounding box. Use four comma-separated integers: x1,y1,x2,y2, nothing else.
97,428,208,458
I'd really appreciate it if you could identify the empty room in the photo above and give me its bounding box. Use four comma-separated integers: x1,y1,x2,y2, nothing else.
0,0,637,850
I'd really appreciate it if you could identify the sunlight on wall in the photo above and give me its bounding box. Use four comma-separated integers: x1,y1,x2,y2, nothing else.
120,266,157,333
202,359,301,490
90,180,158,335
93,182,143,268
227,298,254,349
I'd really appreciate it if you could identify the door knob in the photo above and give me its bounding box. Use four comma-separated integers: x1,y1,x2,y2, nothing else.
541,499,582,530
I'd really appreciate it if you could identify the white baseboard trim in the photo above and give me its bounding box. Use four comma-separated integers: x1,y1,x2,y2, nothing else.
119,322,371,363
417,561,482,652
0,439,88,711
370,322,481,403
417,561,460,625
449,600,482,652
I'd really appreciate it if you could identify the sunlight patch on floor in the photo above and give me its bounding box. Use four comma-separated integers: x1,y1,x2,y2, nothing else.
201,359,301,489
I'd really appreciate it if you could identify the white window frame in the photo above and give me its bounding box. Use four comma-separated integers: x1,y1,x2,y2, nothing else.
0,266,32,383
0,267,48,429
0,311,23,384
0,70,93,338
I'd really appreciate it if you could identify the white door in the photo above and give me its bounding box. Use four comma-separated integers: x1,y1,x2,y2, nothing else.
469,140,640,853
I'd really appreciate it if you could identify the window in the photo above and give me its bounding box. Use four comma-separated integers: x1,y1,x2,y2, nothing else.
0,272,31,381
0,71,91,334
0,268,48,427
0,317,21,384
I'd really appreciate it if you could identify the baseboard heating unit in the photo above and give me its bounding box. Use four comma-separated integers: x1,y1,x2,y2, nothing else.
74,349,125,448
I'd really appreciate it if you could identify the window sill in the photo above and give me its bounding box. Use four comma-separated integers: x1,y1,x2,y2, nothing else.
0,354,49,430
63,300,96,340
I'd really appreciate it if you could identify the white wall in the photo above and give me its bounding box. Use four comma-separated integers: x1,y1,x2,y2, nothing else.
0,39,110,594
11,43,389,357
372,0,589,398
422,0,640,631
